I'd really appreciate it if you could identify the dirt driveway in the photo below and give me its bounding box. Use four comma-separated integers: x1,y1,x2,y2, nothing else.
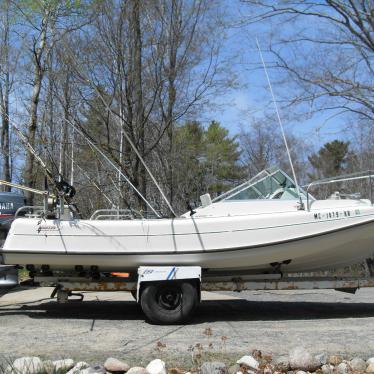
0,286,373,365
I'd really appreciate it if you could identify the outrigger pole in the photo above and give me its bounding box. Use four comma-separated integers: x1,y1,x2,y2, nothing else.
63,118,162,218
256,38,304,209
11,123,76,204
0,105,75,212
61,43,177,217
80,88,177,218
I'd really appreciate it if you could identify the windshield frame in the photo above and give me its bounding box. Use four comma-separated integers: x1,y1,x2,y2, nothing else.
213,167,313,202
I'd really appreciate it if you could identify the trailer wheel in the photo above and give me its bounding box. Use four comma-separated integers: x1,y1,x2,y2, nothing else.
140,281,198,324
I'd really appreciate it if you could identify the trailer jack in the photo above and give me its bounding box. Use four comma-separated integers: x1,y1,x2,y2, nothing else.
51,286,84,303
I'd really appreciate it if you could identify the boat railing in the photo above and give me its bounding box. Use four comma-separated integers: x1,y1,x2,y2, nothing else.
304,170,374,211
14,206,45,218
89,209,143,220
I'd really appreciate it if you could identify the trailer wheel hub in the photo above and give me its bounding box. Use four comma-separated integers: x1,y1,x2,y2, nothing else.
157,287,181,310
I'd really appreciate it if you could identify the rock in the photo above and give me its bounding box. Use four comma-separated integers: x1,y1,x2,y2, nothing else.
6,357,43,374
54,359,75,372
350,358,366,372
289,347,321,372
146,360,167,374
167,368,183,374
296,371,307,374
104,358,130,373
200,362,227,374
236,356,259,371
367,359,374,366
262,355,273,364
252,350,262,360
66,362,89,374
337,362,349,374
228,365,240,374
274,356,290,371
127,367,150,374
366,363,374,373
315,354,328,366
321,364,334,374
80,364,106,374
263,364,273,374
329,356,342,366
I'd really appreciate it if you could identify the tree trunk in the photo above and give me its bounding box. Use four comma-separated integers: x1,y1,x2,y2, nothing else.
166,0,178,205
24,10,48,204
0,1,11,191
131,0,146,211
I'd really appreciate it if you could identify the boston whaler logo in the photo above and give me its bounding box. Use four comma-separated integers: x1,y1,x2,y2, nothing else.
37,224,58,233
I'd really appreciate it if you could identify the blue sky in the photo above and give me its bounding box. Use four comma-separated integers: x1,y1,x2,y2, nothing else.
202,1,351,150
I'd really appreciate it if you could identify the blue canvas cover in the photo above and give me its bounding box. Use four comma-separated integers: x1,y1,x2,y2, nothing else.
0,192,26,231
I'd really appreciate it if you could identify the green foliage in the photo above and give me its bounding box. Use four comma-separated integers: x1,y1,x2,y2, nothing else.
203,121,244,194
174,120,244,204
16,0,82,12
13,0,90,23
308,139,358,198
308,140,355,179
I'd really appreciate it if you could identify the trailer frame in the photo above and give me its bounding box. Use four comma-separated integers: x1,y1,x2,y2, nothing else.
2,262,374,324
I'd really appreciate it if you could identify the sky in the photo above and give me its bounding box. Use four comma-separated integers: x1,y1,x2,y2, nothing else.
202,1,352,150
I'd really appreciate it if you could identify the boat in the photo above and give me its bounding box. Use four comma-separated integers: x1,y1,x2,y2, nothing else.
1,167,374,274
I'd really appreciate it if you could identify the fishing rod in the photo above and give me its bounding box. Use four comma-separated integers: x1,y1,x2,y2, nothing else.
61,43,177,217
12,123,76,202
0,105,76,211
256,38,305,209
63,117,161,218
63,148,115,207
64,142,135,213
84,142,134,212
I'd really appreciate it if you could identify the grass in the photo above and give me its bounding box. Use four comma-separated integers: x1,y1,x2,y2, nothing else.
18,268,30,282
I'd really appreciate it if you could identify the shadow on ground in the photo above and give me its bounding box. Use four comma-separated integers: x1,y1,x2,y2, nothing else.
1,298,374,323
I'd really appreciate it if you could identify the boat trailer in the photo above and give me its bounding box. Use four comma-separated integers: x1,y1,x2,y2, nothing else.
2,262,374,324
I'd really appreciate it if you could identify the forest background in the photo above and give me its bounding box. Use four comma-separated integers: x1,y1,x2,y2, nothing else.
0,0,373,217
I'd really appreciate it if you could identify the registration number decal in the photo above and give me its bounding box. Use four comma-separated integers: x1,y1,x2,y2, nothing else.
313,209,361,220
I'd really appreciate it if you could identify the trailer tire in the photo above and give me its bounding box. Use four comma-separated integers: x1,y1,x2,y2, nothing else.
140,281,198,324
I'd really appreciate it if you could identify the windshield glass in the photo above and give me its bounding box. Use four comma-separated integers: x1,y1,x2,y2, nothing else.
213,167,310,202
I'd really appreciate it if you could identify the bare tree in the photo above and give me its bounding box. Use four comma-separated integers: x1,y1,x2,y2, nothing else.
61,0,231,215
242,1,374,122
239,120,312,184
0,0,12,190
16,1,88,204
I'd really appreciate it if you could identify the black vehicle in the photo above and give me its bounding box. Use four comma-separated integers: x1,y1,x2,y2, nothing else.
0,192,25,291
0,192,26,246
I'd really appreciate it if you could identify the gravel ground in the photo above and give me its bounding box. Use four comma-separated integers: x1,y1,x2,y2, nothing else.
0,286,373,365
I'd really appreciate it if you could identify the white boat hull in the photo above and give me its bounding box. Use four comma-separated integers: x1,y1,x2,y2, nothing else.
2,200,374,273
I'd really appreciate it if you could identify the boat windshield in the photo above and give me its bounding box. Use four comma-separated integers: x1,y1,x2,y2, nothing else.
214,167,310,202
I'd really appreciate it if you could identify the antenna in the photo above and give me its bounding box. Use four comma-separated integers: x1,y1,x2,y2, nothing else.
256,38,304,209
